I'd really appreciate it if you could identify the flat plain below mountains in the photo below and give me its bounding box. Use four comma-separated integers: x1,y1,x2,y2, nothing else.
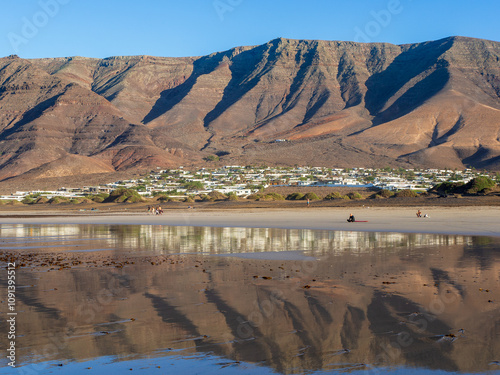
1,36,499,186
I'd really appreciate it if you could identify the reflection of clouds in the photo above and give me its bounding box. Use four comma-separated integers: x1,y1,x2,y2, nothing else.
0,224,473,255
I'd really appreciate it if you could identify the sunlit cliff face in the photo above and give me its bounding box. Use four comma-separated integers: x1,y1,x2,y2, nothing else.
1,225,499,373
2,37,500,181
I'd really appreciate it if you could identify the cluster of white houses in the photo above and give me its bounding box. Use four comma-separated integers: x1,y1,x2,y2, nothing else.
0,166,487,201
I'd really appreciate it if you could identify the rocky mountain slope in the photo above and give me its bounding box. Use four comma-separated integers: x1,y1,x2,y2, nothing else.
0,36,499,181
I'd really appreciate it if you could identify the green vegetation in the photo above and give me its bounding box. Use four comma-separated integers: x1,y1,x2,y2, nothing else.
346,192,363,200
86,193,110,203
203,155,220,162
324,192,349,200
68,198,91,204
463,176,496,194
286,192,305,200
247,192,285,201
226,192,239,201
373,189,395,199
35,196,49,204
104,188,144,203
48,196,70,204
183,181,205,191
431,181,464,195
302,192,320,200
264,192,285,201
21,197,34,204
246,184,265,192
431,177,497,195
394,189,420,198
207,191,228,201
286,192,320,200
200,191,227,202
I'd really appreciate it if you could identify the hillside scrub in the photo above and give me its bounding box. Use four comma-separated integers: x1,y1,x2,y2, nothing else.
464,176,496,194
104,188,144,203
87,193,110,203
346,192,363,200
430,181,465,195
226,192,239,201
199,194,213,202
286,192,305,200
183,181,205,191
35,196,49,204
302,192,320,200
431,177,497,195
324,192,349,200
48,197,70,204
207,191,228,201
394,189,420,198
373,189,395,199
21,197,34,204
248,192,285,201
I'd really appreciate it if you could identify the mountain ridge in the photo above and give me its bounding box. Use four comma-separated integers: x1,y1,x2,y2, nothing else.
1,36,499,181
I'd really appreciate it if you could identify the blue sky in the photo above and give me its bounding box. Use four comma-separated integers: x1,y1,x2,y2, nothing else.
2,0,499,58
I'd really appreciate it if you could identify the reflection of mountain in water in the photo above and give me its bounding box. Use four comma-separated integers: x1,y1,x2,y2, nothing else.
0,225,499,373
0,224,474,255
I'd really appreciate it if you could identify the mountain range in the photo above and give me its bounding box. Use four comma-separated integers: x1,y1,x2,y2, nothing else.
0,36,499,181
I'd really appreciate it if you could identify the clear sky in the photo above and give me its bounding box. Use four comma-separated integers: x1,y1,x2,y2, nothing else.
2,0,499,59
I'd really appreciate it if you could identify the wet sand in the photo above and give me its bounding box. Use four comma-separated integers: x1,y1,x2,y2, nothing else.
2,232,499,373
1,210,500,373
1,206,500,237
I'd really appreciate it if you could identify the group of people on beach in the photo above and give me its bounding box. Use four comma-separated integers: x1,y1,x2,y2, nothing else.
347,209,430,222
416,209,429,218
147,205,163,215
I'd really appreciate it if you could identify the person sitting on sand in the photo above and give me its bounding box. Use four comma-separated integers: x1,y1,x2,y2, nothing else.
416,209,422,218
347,213,355,222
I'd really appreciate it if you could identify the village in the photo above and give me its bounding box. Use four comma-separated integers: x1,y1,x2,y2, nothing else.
0,165,494,202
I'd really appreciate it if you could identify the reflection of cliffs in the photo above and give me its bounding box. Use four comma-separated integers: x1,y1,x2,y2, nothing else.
2,239,499,373
0,224,474,255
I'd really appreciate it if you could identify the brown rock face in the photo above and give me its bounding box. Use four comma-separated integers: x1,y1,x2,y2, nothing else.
0,36,499,180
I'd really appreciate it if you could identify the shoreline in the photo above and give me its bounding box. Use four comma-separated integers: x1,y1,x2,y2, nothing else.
1,206,499,237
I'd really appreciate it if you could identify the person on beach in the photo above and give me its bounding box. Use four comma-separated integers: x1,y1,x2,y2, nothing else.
416,209,422,217
307,198,310,207
347,213,355,222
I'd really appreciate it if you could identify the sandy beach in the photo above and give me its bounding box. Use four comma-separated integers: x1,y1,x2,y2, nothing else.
1,206,499,237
